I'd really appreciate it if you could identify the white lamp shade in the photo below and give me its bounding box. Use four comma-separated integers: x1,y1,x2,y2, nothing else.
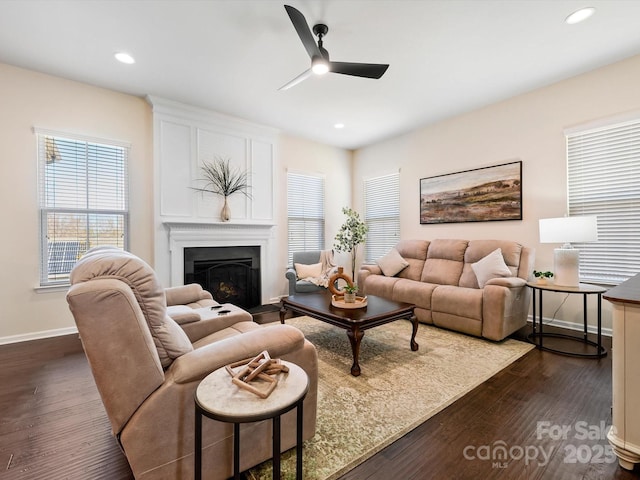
539,216,598,244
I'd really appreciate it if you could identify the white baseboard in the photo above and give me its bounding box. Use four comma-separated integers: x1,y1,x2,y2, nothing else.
0,326,79,346
527,315,612,337
0,315,610,346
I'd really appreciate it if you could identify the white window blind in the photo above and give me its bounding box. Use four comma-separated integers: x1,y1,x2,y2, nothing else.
37,131,129,286
364,172,400,263
287,172,325,265
567,119,640,285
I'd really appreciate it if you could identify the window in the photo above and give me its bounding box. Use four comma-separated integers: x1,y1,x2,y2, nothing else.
37,130,129,286
287,172,325,265
567,119,640,285
364,172,400,263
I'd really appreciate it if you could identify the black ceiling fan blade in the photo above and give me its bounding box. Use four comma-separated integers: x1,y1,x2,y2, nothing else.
284,5,322,60
329,62,389,79
278,68,312,91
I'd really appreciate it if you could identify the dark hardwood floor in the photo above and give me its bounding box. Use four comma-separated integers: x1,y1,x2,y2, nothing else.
1,311,638,480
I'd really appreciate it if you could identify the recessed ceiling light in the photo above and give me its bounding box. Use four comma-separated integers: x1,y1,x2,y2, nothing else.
114,52,135,64
565,7,595,25
334,123,345,129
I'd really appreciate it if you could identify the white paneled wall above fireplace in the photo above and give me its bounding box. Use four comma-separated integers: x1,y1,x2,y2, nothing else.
147,96,279,302
149,96,276,223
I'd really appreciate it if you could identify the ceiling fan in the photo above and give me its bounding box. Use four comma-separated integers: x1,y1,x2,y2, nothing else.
279,4,389,91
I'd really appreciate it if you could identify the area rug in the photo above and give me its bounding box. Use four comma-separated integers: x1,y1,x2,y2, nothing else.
247,316,534,480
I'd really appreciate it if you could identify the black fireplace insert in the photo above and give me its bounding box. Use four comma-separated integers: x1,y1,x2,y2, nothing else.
184,246,261,310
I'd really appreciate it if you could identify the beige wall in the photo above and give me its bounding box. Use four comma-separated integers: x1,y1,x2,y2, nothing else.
0,63,153,341
353,54,640,331
274,133,353,295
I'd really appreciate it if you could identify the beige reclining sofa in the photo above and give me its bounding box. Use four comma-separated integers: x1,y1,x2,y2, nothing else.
358,239,535,341
66,247,318,479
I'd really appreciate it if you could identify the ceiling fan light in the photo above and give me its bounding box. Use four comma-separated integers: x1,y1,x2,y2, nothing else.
311,56,329,75
565,7,595,25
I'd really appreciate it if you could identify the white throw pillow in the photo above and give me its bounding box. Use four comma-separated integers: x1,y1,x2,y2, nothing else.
471,248,513,288
295,262,323,280
377,248,410,277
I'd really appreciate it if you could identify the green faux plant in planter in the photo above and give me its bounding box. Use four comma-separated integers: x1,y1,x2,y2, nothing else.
333,207,368,282
342,284,358,294
191,157,251,221
342,283,358,303
533,270,554,284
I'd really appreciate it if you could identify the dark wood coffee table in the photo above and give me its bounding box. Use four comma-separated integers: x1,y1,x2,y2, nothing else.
280,291,418,376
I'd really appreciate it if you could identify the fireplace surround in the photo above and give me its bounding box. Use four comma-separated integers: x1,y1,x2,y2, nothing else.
165,222,275,306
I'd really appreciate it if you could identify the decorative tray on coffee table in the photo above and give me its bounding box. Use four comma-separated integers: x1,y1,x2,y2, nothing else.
331,294,368,309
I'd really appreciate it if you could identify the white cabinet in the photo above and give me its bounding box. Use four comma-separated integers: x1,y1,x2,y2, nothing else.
604,275,640,470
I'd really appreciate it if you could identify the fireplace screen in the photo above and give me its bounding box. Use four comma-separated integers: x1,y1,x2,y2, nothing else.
184,246,261,309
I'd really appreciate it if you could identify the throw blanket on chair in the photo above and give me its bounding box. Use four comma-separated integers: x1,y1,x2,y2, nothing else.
307,250,338,288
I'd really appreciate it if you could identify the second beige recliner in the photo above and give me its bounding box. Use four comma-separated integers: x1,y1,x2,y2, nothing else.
66,247,318,479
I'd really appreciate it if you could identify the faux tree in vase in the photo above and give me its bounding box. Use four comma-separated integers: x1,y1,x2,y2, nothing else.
333,207,368,283
192,157,251,221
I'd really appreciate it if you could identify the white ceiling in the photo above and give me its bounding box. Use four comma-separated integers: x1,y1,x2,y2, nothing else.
1,0,640,150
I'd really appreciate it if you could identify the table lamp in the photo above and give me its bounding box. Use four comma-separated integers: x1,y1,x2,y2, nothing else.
538,216,598,287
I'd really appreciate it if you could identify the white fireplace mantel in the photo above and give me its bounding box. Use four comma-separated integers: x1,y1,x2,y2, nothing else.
165,221,276,304
166,220,275,240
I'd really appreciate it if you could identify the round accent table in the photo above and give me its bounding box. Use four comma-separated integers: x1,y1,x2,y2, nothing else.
526,281,607,358
194,360,309,480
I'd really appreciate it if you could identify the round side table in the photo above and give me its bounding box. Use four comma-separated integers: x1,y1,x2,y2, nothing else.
194,360,308,480
527,281,607,358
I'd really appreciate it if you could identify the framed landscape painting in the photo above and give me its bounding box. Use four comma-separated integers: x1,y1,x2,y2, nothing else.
420,160,522,224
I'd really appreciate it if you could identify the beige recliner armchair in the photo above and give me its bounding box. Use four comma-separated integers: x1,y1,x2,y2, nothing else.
66,247,318,479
